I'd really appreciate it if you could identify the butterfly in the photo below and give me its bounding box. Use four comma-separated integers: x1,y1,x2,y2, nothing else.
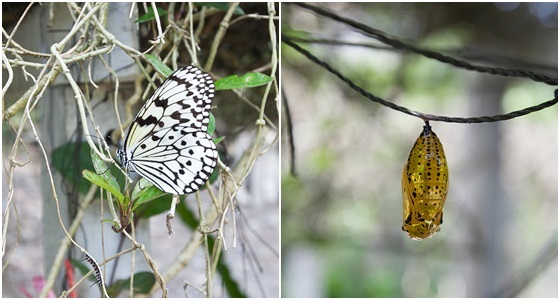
117,65,218,195
401,122,449,240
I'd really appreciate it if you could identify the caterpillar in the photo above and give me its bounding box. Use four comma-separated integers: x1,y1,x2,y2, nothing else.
402,121,449,240
83,253,105,289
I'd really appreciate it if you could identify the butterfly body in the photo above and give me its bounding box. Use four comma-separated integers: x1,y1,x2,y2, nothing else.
117,66,218,195
402,123,448,240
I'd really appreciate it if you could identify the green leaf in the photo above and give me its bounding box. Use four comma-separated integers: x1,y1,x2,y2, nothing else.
215,72,273,90
83,170,124,202
108,272,156,296
145,54,173,77
134,195,174,219
52,142,96,195
91,150,120,192
131,177,153,199
52,142,125,197
131,178,166,211
213,136,225,145
131,272,156,293
136,6,168,23
208,113,216,136
195,3,245,15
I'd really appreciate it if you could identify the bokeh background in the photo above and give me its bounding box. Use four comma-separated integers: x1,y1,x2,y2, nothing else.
281,3,557,297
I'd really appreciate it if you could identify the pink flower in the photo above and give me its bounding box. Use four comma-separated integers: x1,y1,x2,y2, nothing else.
19,275,56,298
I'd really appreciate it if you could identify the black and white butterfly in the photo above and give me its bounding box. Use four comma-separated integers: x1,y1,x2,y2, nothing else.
117,65,218,195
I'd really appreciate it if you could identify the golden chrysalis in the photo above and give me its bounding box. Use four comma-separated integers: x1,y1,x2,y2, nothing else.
402,122,449,240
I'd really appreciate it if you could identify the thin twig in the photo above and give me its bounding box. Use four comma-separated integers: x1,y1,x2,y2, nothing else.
148,198,220,295
65,247,137,297
3,64,60,121
204,2,239,71
38,184,102,297
150,2,165,45
196,192,213,297
281,87,297,177
121,230,168,297
1,51,14,100
3,3,35,51
188,2,198,66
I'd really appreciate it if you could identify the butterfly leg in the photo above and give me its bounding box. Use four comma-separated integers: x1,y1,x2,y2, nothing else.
166,194,180,236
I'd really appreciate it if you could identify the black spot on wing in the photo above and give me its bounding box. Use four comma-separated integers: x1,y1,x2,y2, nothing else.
154,97,168,107
135,115,159,126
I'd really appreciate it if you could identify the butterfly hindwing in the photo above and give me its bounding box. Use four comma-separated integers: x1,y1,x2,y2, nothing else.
117,65,218,195
130,129,217,195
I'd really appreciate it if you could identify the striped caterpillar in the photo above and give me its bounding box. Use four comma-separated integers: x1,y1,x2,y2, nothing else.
83,253,105,289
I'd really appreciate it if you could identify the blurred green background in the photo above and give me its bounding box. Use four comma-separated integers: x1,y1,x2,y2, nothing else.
281,3,557,297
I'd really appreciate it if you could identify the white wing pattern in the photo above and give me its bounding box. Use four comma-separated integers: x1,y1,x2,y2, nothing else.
117,65,218,195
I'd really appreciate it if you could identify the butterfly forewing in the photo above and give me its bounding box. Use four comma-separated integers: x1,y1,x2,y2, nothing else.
124,66,214,149
401,123,449,240
118,65,218,195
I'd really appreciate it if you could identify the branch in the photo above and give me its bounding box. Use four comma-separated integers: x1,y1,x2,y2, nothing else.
204,2,239,71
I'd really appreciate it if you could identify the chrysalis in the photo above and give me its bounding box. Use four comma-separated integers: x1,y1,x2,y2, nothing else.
402,122,449,240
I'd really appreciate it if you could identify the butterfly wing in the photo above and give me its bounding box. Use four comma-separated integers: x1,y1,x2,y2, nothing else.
119,66,217,195
129,128,217,195
124,65,214,149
